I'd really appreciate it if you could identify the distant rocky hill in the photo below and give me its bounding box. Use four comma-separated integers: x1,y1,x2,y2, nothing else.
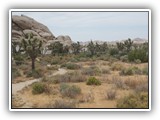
79,38,148,46
12,15,73,47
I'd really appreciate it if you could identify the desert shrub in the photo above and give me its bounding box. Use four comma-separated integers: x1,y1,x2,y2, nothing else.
120,55,128,62
82,66,101,76
142,66,148,75
109,48,119,56
53,99,77,108
124,78,147,89
101,68,110,74
32,82,45,94
79,91,95,103
134,59,141,64
12,67,21,79
124,79,139,89
14,55,24,65
69,58,78,62
117,92,148,108
135,83,148,93
69,72,86,82
128,48,148,63
86,77,101,85
111,63,123,71
47,65,59,71
51,59,59,65
26,69,43,78
120,66,142,76
99,55,110,61
60,83,81,98
105,89,117,100
113,78,127,89
61,63,81,70
47,72,86,84
43,83,52,94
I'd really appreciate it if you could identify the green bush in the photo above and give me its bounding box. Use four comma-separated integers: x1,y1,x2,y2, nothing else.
61,63,81,70
109,48,119,56
26,69,43,78
128,49,148,63
60,83,81,98
86,77,101,85
14,55,24,65
12,67,21,79
32,82,45,94
117,92,148,108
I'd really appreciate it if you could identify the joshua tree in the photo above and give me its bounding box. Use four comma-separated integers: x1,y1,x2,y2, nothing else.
71,41,81,55
101,42,108,53
116,42,124,51
21,33,42,70
87,40,96,56
49,41,64,55
124,38,133,52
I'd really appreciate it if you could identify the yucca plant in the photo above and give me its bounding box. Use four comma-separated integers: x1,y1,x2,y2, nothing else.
21,32,42,70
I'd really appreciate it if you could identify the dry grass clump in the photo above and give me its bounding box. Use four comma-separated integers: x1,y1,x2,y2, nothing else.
82,66,101,76
53,99,77,108
79,90,95,103
105,89,117,100
111,63,124,71
120,66,142,76
135,83,148,93
112,77,127,89
100,67,111,74
61,63,81,70
117,92,148,108
43,71,86,84
124,78,147,89
60,83,81,98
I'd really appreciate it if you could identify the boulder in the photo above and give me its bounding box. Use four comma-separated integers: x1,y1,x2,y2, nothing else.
12,15,55,42
55,35,72,46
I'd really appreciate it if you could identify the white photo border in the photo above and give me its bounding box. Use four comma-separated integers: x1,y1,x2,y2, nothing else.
9,9,151,111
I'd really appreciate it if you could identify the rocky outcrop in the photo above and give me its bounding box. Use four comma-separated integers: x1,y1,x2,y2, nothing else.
12,15,55,42
55,35,72,46
12,15,73,54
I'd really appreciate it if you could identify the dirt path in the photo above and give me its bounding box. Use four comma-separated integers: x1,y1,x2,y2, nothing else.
12,68,67,95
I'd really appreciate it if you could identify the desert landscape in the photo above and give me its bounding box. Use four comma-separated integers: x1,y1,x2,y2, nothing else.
11,13,149,109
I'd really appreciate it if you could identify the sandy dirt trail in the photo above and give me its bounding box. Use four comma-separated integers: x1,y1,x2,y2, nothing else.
12,68,67,94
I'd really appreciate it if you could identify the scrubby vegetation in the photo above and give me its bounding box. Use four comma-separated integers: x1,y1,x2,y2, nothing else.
60,83,81,98
12,35,149,109
105,89,117,100
117,92,148,108
86,77,101,85
32,82,45,94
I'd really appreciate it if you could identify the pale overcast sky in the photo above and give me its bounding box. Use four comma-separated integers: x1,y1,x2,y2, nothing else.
12,11,148,42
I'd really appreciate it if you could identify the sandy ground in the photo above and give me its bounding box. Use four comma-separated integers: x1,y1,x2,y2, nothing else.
12,68,67,94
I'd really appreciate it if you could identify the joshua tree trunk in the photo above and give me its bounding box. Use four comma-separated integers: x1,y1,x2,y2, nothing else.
31,58,35,70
